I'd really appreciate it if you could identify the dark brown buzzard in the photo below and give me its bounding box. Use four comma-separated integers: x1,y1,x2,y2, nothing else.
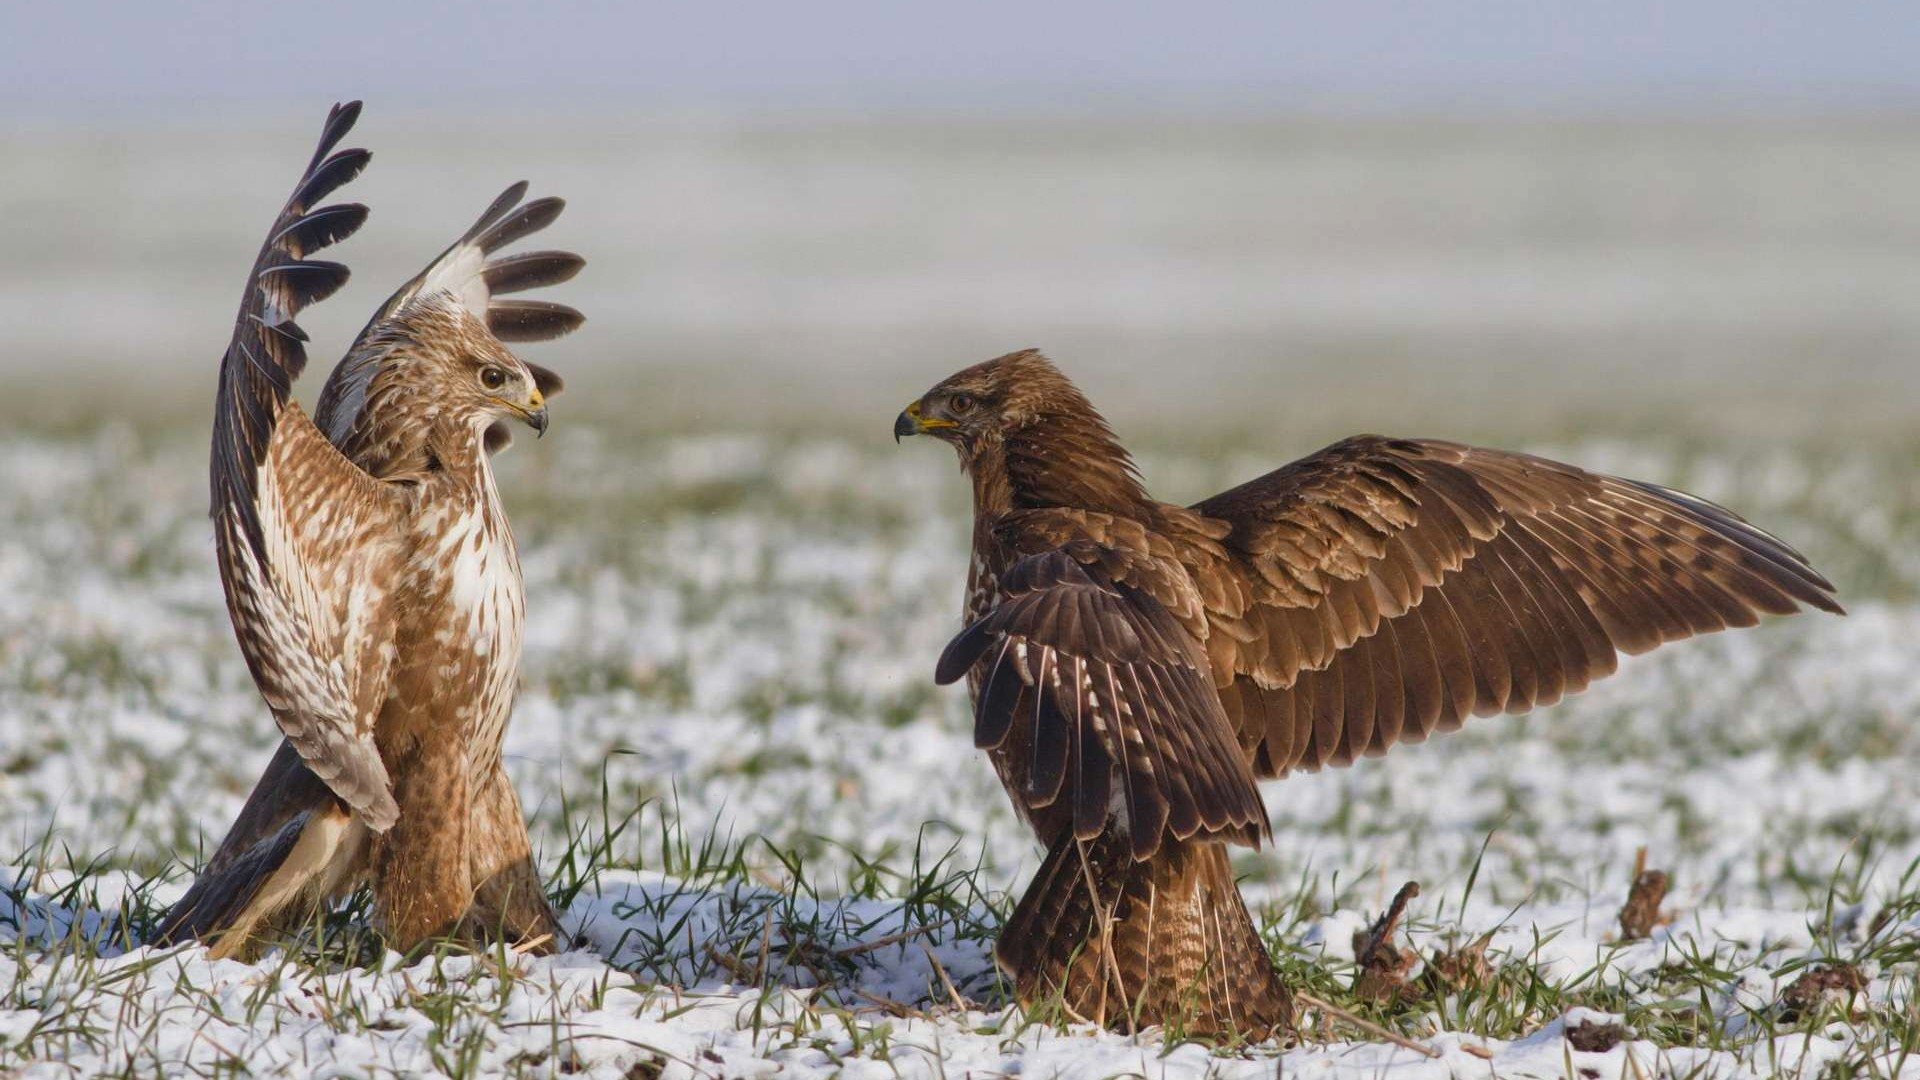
896,349,1841,1039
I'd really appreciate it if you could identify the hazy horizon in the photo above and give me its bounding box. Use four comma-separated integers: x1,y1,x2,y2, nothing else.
4,4,1915,444
5,109,1917,445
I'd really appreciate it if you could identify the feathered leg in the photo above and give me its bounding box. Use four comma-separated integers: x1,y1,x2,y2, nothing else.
160,742,556,958
997,831,1294,1039
151,740,368,958
370,724,471,950
464,764,562,952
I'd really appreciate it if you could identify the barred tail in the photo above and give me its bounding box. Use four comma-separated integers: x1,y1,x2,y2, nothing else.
997,831,1292,1039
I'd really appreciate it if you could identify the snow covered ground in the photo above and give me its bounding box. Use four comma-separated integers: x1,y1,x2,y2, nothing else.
0,426,1915,1077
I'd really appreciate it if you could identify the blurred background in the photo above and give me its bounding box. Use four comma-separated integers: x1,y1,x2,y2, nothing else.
3,0,1917,446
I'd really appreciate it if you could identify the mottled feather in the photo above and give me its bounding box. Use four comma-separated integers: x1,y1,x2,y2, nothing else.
210,102,403,830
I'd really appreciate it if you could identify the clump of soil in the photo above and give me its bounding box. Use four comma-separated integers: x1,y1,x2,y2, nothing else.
1617,849,1671,941
1352,881,1420,1002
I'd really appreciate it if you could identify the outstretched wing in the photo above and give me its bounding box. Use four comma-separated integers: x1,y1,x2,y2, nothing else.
211,102,405,831
937,528,1268,860
315,182,584,455
1192,436,1844,777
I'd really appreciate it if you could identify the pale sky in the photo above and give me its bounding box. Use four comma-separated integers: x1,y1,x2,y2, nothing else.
5,0,1917,118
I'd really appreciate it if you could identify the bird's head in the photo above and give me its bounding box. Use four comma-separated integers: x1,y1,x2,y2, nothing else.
893,348,1083,460
894,349,1144,512
383,294,554,441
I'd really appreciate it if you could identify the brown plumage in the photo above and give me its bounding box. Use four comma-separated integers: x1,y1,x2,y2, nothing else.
152,103,583,958
897,349,1842,1039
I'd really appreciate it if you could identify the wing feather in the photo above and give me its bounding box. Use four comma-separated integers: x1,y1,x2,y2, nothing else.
1193,436,1842,777
938,548,1266,859
211,102,403,830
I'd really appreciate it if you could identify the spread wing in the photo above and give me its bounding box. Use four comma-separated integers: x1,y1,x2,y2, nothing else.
210,102,405,831
315,182,583,456
1192,436,1844,777
937,531,1268,860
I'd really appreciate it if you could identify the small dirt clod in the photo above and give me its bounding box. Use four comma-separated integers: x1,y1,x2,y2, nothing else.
1424,934,1494,995
1565,1017,1630,1053
1778,963,1868,1021
1617,849,1671,941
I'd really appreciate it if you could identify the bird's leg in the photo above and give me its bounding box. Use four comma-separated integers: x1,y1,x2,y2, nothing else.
465,764,562,952
371,725,472,951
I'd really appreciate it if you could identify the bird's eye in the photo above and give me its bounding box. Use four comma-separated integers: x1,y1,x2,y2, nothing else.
948,393,976,415
480,366,507,391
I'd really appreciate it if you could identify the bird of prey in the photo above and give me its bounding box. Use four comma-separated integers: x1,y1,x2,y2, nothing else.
895,349,1841,1038
151,102,584,958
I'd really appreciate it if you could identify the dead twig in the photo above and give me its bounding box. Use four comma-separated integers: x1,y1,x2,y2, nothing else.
704,943,759,985
755,913,774,984
512,932,554,956
850,989,928,1019
834,916,956,957
920,940,970,1012
1296,992,1440,1059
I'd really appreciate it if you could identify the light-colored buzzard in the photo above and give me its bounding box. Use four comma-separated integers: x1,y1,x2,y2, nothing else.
153,102,584,956
896,349,1841,1038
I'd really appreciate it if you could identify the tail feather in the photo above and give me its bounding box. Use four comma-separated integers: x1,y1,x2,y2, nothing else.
150,808,310,948
151,741,366,958
151,805,365,958
997,831,1292,1039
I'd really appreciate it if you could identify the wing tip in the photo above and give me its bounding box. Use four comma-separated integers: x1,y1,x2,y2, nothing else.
935,626,987,685
462,182,532,244
1806,590,1847,617
319,100,364,154
360,791,399,833
487,299,587,343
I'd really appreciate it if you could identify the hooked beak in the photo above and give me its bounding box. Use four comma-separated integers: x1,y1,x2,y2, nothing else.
893,399,954,443
521,386,549,438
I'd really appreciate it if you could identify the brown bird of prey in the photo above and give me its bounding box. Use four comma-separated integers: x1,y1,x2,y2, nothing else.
895,349,1840,1038
151,102,584,957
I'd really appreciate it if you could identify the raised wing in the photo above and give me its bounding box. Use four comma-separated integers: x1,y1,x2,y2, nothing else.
937,538,1268,861
315,182,584,457
1192,436,1843,777
211,102,404,830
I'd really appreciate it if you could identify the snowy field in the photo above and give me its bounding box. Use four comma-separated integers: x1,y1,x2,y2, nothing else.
2,112,1919,1076
0,422,1915,1078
